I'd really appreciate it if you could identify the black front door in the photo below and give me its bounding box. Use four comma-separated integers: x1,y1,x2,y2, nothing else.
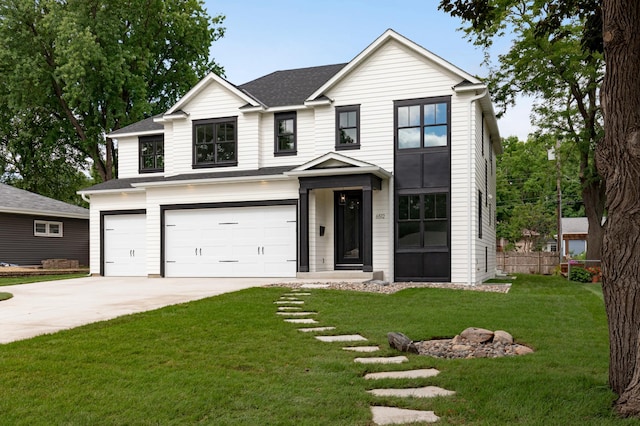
335,190,363,268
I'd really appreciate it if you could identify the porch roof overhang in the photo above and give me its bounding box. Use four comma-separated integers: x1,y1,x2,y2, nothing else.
283,151,392,180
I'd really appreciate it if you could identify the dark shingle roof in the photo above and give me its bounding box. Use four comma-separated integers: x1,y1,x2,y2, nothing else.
109,114,164,137
0,183,88,219
80,166,300,192
238,63,347,107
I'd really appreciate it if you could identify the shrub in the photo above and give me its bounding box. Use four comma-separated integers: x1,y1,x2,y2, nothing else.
570,267,592,283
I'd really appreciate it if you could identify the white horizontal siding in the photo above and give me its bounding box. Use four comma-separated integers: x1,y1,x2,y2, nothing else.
372,180,391,280
88,192,147,275
116,136,139,178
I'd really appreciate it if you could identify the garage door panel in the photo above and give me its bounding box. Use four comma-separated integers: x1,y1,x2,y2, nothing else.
164,205,296,278
104,214,146,277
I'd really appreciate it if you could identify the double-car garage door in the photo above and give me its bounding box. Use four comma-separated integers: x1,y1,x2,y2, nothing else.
164,205,297,277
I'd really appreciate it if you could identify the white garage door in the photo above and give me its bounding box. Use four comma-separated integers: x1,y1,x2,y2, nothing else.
164,205,296,278
104,214,146,276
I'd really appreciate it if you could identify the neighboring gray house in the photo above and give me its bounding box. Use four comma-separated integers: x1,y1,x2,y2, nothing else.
561,217,589,256
0,184,89,266
80,30,501,283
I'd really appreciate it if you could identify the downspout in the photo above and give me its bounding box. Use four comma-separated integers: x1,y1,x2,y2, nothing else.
466,90,487,285
80,193,90,203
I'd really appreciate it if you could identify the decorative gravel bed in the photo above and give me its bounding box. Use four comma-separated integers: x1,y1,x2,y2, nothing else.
270,281,511,294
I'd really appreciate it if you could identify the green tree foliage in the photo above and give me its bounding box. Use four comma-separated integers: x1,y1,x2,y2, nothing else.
439,0,605,260
496,135,582,250
0,0,225,185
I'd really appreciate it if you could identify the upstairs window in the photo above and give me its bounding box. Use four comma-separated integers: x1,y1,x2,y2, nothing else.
396,98,449,149
34,220,63,237
274,112,296,156
193,117,237,168
336,105,360,150
139,135,164,173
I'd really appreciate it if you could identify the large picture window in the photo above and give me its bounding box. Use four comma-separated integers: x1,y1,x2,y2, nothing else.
193,117,237,168
139,135,164,173
274,112,296,156
396,99,449,149
335,105,360,150
397,193,448,248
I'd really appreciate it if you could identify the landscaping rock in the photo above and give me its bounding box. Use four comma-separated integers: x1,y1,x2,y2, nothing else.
494,330,514,345
387,332,419,354
460,327,494,343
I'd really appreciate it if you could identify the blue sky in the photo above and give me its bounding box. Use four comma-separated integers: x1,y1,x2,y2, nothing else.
203,0,533,140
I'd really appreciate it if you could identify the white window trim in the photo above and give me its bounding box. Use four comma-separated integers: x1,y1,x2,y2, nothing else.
34,220,63,238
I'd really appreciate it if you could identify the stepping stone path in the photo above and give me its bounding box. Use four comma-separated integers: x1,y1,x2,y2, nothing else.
276,288,455,424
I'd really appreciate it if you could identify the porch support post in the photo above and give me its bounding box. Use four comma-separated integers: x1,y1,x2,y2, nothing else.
299,188,310,272
362,187,373,272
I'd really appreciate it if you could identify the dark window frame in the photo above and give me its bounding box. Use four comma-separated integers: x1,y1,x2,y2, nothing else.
479,190,483,239
139,134,164,174
397,192,449,249
481,113,485,157
394,97,451,152
192,116,238,169
274,112,297,156
335,105,360,150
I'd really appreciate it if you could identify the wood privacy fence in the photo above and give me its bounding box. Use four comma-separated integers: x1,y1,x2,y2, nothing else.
496,252,559,275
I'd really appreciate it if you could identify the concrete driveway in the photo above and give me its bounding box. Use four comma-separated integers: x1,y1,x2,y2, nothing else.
0,276,282,344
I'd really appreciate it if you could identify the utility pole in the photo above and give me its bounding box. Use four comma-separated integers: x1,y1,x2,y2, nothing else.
555,138,563,264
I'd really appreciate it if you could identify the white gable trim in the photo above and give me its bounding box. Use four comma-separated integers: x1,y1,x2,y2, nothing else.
285,152,391,179
307,29,482,102
165,73,264,115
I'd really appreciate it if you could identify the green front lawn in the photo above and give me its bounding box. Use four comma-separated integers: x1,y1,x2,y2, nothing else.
0,274,88,287
0,275,636,425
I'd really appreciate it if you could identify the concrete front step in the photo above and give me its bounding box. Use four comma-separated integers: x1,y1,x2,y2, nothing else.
315,334,368,342
354,356,408,364
364,368,440,380
368,386,455,398
297,270,384,280
370,406,439,425
275,311,317,316
342,346,380,352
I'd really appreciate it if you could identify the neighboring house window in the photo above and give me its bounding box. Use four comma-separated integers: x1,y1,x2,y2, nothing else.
34,220,63,237
397,193,448,247
478,190,483,239
274,112,296,156
139,135,164,173
336,105,360,150
193,117,237,168
396,98,449,149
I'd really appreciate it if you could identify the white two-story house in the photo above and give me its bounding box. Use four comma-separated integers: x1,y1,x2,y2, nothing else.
79,29,500,284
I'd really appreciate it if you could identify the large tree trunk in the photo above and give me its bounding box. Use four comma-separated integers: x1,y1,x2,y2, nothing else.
582,179,606,260
599,0,640,416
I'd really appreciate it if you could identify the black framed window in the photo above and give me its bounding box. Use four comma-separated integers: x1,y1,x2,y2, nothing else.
139,135,164,173
193,117,237,168
336,105,360,150
396,98,449,149
479,190,483,239
398,193,448,248
274,112,296,156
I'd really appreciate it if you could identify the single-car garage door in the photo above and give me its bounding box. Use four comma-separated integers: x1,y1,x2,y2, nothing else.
164,205,296,278
103,214,146,276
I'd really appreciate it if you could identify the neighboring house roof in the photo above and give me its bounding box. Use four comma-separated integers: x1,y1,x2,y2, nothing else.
0,183,89,219
79,166,299,193
238,63,347,107
562,217,589,235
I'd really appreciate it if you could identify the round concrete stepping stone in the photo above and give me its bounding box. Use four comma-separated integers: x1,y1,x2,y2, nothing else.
274,300,304,304
364,368,440,380
298,326,336,332
315,334,368,342
354,356,408,364
342,346,380,353
277,306,302,311
276,311,317,316
370,406,439,425
367,386,455,398
284,318,318,324
301,283,330,289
